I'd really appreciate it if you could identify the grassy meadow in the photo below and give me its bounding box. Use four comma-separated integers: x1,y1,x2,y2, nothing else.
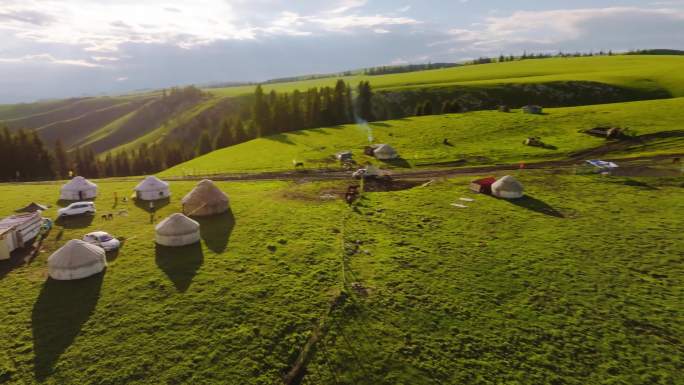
0,169,682,384
162,97,684,176
207,55,684,98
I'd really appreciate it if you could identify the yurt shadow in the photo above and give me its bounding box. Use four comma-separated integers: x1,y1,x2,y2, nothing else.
32,274,104,379
155,243,203,292
55,214,95,229
505,195,565,218
134,197,170,213
196,209,236,253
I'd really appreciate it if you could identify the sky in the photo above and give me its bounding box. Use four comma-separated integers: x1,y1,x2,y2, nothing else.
1,0,683,103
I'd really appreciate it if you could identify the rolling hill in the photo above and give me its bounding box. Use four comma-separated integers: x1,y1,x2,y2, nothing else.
1,55,683,158
161,97,684,177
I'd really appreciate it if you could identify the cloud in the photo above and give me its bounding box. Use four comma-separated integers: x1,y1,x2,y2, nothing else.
440,7,684,52
330,0,367,14
0,53,102,68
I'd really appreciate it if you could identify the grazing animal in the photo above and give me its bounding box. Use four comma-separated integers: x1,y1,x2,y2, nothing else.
294,162,304,168
107,213,114,221
101,214,108,221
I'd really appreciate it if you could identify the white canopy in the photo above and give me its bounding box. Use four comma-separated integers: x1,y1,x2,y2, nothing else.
48,239,107,280
60,176,98,200
155,213,200,247
134,176,170,200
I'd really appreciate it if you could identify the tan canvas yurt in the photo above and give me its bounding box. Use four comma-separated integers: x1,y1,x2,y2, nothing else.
155,213,200,247
491,175,524,199
373,144,398,160
60,176,98,201
182,179,229,217
134,176,170,201
48,239,107,280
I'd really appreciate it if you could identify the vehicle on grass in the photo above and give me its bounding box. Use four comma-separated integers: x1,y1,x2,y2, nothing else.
57,202,96,218
83,231,121,251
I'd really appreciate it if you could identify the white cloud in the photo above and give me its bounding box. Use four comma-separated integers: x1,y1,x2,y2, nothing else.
440,7,684,51
330,0,367,14
116,76,128,82
0,53,102,67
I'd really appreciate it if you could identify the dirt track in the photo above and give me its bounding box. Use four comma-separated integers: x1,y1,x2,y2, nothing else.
166,152,683,183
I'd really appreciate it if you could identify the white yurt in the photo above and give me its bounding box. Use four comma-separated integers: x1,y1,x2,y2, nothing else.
134,176,170,201
155,213,200,247
60,176,98,201
48,239,107,280
182,179,230,217
491,175,524,199
373,144,398,160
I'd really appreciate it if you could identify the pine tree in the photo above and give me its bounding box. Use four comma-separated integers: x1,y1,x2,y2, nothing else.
357,81,374,121
214,120,233,149
54,139,69,179
253,85,269,137
197,130,213,156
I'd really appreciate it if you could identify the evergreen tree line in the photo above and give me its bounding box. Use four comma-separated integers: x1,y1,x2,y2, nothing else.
364,63,460,76
0,127,54,181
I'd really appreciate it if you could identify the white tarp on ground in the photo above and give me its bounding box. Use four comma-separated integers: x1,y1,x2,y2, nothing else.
586,160,619,169
155,213,200,247
60,176,98,201
492,175,524,199
48,239,107,280
135,176,171,201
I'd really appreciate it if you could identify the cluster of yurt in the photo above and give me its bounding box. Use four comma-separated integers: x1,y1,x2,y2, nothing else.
60,176,98,201
155,180,229,247
181,179,230,217
47,239,107,280
134,176,170,201
155,213,200,247
469,175,524,199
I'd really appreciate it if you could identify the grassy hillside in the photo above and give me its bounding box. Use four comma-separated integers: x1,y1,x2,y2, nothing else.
0,169,681,384
161,97,684,176
1,55,684,158
207,55,684,98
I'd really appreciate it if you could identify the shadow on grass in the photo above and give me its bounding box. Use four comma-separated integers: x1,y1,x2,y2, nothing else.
134,197,170,213
32,273,104,379
0,249,31,281
380,157,411,169
155,243,203,292
618,179,659,190
505,195,564,218
196,209,235,253
265,133,296,145
55,214,94,229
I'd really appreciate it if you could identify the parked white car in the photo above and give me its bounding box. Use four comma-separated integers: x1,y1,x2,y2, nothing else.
57,202,96,218
83,231,121,251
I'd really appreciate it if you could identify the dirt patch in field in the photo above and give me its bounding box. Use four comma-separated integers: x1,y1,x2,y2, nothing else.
610,166,682,177
362,178,427,193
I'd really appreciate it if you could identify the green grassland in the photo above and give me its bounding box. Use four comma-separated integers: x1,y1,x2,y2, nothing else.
161,97,684,176
207,55,684,98
0,169,682,384
2,55,684,158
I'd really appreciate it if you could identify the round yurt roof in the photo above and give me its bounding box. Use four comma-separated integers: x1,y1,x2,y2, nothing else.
48,239,106,269
492,175,524,194
155,213,199,236
135,175,169,192
182,179,229,206
373,144,396,155
62,176,97,191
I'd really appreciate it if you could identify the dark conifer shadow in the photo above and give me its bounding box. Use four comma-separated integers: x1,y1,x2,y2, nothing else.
264,133,296,145
32,273,104,379
505,195,565,218
155,243,204,292
196,209,235,253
